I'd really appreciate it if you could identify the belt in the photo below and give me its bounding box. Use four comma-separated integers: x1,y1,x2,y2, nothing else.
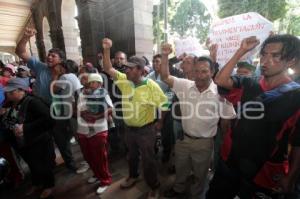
184,133,202,139
126,121,155,130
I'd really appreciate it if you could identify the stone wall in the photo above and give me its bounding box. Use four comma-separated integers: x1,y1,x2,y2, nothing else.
133,0,154,59
103,0,135,57
103,0,154,59
75,0,105,65
29,0,154,65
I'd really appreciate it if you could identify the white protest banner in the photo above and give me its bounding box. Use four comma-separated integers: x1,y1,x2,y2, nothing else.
174,37,209,57
208,12,273,67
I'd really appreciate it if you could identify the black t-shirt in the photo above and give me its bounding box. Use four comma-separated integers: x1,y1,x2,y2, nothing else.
227,76,300,175
1,95,53,148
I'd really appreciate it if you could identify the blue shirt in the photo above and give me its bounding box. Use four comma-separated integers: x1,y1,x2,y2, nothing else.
147,71,174,103
27,57,52,103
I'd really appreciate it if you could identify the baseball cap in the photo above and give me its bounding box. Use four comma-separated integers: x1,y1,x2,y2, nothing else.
3,78,29,92
88,73,103,83
123,56,146,69
5,64,16,73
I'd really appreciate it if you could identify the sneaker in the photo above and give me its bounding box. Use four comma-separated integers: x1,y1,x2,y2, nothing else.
96,185,108,194
76,163,89,174
147,188,160,199
120,177,138,189
87,177,99,184
70,137,77,145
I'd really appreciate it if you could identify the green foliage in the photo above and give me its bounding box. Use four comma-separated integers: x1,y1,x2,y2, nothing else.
152,0,211,44
169,0,211,43
153,4,164,44
217,0,288,21
287,15,300,35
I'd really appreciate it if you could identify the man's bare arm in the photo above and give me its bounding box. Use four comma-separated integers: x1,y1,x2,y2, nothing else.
15,28,36,62
160,43,175,88
214,36,260,90
102,38,117,79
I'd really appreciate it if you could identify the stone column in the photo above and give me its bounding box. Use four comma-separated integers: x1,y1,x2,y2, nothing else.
30,0,65,61
103,0,154,59
75,0,154,65
132,0,154,59
103,0,135,56
47,0,66,52
75,0,105,66
31,6,47,62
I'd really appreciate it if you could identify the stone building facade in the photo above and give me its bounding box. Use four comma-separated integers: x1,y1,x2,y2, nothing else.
26,0,154,66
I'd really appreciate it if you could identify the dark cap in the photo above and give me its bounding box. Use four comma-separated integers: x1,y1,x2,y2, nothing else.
4,78,29,92
237,61,256,72
123,56,146,69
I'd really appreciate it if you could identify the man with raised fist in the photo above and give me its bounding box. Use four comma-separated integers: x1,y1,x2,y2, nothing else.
102,38,169,199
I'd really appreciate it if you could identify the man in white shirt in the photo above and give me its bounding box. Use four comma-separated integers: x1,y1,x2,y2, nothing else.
160,44,236,198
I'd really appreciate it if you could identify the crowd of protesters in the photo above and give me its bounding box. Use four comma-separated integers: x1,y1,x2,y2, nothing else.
0,26,299,199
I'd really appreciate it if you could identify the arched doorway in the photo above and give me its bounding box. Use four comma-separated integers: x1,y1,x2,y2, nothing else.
61,0,81,63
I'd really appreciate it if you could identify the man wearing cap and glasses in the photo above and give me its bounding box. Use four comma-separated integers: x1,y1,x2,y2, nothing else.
102,38,169,199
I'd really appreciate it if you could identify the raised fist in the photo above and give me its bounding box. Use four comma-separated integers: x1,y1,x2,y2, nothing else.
102,38,112,49
24,27,36,38
240,36,260,53
161,43,172,55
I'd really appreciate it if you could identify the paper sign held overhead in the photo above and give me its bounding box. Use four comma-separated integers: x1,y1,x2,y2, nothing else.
174,37,209,57
209,12,273,67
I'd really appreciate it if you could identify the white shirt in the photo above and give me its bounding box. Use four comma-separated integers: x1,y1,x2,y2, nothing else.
76,88,114,137
60,73,82,93
172,77,236,138
53,74,82,117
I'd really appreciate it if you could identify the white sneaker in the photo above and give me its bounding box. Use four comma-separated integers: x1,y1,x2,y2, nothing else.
87,177,98,184
76,163,89,174
70,137,77,145
96,186,108,194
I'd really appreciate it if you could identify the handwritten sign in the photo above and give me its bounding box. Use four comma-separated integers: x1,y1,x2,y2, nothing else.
174,37,209,57
209,12,273,67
